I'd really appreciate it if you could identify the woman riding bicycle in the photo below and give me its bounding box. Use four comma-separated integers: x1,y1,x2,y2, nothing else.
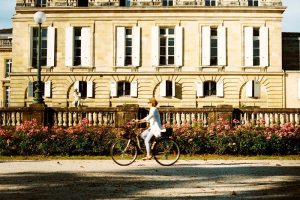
136,98,165,160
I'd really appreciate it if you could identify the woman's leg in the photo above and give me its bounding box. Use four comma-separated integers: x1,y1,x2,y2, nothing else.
141,129,154,158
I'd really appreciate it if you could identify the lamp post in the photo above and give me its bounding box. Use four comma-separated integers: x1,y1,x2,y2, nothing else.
33,11,46,104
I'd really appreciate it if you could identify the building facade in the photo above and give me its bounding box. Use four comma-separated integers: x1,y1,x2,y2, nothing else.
9,0,298,108
0,29,12,108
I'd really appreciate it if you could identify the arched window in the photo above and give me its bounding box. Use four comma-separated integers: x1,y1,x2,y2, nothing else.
204,81,216,96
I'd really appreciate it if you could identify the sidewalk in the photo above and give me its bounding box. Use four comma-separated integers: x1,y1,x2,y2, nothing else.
0,159,300,199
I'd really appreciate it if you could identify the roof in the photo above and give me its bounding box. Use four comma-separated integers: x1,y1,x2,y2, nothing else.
0,28,12,34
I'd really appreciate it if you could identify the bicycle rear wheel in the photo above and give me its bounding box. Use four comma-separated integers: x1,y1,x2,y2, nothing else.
153,138,180,166
111,138,138,166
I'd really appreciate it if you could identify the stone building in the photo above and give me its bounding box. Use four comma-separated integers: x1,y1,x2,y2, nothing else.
7,0,299,108
0,29,12,107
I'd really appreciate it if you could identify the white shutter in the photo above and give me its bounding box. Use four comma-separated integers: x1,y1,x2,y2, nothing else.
28,81,34,97
130,81,138,97
254,81,260,98
87,81,94,98
217,26,226,66
151,26,159,66
246,80,253,98
81,27,91,67
132,26,141,67
160,80,167,97
298,78,300,99
44,81,52,98
172,81,176,97
175,26,183,66
65,27,74,67
196,81,204,97
244,27,253,66
74,81,80,91
202,26,211,66
116,27,125,67
110,81,117,97
216,81,224,97
47,27,55,67
260,26,269,66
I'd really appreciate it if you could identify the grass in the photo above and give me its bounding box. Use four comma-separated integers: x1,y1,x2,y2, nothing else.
0,154,299,160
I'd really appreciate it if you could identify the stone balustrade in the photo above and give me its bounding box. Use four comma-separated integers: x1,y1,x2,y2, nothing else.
1,106,299,128
16,0,283,7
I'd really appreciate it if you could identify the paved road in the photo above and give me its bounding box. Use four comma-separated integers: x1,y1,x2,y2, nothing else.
0,159,300,199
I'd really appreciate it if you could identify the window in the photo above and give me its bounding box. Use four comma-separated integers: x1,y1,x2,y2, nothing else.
32,28,47,68
210,28,218,66
205,0,216,6
78,81,87,98
163,0,173,6
248,0,258,6
120,0,131,6
204,81,216,96
74,27,82,66
117,81,131,96
78,0,89,7
253,28,260,66
159,28,175,65
5,87,10,107
36,0,47,7
125,28,132,65
246,80,260,98
5,59,12,78
160,80,175,97
28,81,45,97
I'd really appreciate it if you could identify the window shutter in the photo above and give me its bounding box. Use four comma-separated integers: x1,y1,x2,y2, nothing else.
196,81,204,97
254,81,260,98
110,81,117,97
47,27,55,67
28,81,34,97
116,27,125,67
246,80,253,98
172,81,176,97
298,78,300,99
87,81,94,98
217,26,226,66
216,81,224,97
260,26,269,66
29,28,33,67
202,26,211,66
244,27,253,66
65,27,74,67
175,26,183,66
151,26,159,66
130,80,138,97
44,81,52,98
81,27,91,67
160,80,167,97
74,81,80,91
132,26,141,67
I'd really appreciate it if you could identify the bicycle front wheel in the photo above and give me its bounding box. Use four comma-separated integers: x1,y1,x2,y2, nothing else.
153,138,180,166
111,138,138,166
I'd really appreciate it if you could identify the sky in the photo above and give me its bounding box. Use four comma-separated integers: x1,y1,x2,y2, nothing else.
0,0,299,32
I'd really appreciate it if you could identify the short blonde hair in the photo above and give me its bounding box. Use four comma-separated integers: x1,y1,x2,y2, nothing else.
148,98,158,107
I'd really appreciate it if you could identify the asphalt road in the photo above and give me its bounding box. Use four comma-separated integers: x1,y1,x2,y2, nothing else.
0,159,300,199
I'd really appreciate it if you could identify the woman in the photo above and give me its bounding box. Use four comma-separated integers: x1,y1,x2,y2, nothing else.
138,98,164,160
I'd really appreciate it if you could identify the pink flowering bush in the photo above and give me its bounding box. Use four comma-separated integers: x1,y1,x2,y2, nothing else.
0,118,299,156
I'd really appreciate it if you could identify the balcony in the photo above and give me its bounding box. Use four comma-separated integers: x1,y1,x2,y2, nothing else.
16,0,283,8
0,39,12,51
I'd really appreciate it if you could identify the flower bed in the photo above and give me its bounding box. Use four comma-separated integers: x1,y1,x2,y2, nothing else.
0,118,299,156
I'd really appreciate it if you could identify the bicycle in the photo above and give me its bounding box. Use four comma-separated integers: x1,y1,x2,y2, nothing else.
110,121,180,166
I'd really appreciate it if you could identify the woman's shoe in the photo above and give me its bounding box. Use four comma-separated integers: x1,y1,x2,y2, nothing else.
142,156,152,160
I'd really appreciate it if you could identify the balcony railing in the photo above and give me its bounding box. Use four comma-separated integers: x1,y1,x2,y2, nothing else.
16,0,283,8
0,39,12,49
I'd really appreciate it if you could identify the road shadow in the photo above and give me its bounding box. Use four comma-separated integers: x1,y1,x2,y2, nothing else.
0,165,299,199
